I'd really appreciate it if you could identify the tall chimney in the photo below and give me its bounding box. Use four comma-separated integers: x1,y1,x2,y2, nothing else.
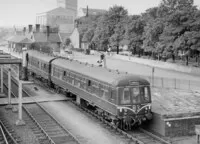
86,5,89,17
36,24,40,32
46,26,50,41
28,25,33,33
23,27,26,35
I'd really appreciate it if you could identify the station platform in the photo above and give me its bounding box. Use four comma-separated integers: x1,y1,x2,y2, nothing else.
147,88,200,137
0,83,69,105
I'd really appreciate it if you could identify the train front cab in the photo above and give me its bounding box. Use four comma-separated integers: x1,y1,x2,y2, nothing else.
117,82,152,127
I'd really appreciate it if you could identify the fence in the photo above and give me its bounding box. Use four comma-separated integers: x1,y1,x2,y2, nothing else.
144,75,200,92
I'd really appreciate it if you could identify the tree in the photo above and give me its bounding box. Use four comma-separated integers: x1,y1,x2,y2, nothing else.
124,16,145,57
92,5,128,53
64,38,71,46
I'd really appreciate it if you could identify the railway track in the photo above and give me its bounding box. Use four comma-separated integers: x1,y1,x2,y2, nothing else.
0,123,8,144
2,72,81,144
33,78,172,144
23,103,80,144
0,114,20,144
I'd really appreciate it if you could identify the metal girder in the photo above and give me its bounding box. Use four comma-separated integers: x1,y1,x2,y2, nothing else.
0,58,22,64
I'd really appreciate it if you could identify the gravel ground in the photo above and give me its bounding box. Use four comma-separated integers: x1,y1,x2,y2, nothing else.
0,105,40,144
152,88,200,116
41,101,131,144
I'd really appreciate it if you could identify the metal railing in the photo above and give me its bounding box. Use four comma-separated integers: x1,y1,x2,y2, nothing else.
144,75,200,91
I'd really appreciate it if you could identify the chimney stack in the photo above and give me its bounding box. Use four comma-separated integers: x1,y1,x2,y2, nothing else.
28,25,33,33
86,5,89,17
46,26,50,41
23,27,26,35
75,20,79,28
36,24,40,32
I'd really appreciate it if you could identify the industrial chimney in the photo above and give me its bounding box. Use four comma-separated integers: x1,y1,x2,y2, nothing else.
23,27,26,35
36,24,40,33
28,25,33,33
46,26,50,41
86,5,89,17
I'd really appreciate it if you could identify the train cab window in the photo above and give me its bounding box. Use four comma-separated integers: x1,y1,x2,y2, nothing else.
141,87,150,102
121,88,131,104
131,87,140,103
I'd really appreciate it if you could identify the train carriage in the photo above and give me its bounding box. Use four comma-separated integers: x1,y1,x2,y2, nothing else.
28,50,54,80
51,58,152,128
26,50,152,130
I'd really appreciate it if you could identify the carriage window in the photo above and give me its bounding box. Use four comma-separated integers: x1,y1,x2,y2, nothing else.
63,71,66,76
88,80,91,86
141,87,150,102
121,88,131,104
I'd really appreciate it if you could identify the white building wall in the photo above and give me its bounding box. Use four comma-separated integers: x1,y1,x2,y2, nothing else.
70,28,80,48
36,8,75,33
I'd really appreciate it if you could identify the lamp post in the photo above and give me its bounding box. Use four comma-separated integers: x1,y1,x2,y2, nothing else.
151,67,155,87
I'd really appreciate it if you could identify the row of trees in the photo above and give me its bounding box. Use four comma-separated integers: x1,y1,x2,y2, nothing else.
77,0,200,65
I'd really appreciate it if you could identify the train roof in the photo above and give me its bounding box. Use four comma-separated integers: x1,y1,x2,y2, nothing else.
52,58,150,87
28,50,55,62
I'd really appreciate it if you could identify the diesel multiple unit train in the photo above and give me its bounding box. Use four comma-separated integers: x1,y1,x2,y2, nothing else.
26,50,152,130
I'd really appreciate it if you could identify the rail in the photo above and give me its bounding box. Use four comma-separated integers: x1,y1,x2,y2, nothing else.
0,121,18,144
22,107,55,144
0,124,8,144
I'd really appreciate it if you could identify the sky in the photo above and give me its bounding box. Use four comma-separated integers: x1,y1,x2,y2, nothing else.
0,0,200,27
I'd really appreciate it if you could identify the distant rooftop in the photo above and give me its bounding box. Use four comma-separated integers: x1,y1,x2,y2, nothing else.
80,7,107,16
33,32,61,43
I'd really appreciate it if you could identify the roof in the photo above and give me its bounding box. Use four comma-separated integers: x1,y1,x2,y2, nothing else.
52,58,149,86
33,32,62,43
7,35,32,44
28,50,55,62
81,8,107,16
37,7,72,15
27,50,149,86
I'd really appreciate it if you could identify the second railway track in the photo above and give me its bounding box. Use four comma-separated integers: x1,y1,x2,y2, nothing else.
2,71,81,144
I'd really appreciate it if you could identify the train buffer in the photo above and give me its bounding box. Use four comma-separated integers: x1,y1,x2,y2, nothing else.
195,125,200,143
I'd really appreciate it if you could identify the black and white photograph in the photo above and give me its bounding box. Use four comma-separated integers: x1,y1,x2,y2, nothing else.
0,0,200,144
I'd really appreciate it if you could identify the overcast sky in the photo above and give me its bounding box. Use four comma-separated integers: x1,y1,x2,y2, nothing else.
0,0,200,27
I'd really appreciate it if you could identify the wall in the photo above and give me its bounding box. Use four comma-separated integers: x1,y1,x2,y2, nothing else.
70,28,80,49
